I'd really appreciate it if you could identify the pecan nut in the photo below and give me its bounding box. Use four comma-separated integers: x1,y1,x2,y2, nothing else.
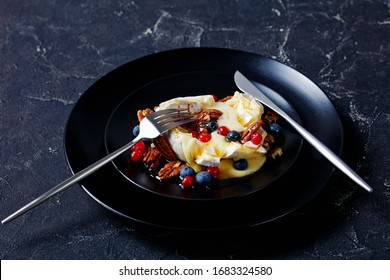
218,95,232,102
268,147,283,159
195,109,223,133
152,135,178,161
264,111,280,125
143,146,162,169
240,120,263,143
264,134,275,144
158,161,184,180
137,108,154,122
197,109,223,122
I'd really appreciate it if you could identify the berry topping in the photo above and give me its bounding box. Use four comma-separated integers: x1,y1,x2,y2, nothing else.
130,149,143,162
132,125,140,137
180,166,196,178
205,120,218,132
198,132,212,142
233,159,248,170
217,126,230,136
250,132,263,145
206,166,220,178
181,176,195,188
132,140,146,153
269,123,281,133
225,130,240,142
129,93,285,190
195,171,214,187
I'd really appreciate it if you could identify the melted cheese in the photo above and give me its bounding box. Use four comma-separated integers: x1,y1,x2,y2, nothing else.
160,92,267,179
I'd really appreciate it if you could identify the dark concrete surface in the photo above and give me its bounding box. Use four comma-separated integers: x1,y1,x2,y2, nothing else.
0,0,389,259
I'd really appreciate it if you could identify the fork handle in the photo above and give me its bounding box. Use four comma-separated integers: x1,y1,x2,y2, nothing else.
280,113,373,193
2,136,141,224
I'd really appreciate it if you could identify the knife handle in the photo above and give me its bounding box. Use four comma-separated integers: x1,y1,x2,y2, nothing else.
234,70,372,193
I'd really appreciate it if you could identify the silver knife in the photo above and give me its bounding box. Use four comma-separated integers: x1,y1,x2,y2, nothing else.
234,70,373,193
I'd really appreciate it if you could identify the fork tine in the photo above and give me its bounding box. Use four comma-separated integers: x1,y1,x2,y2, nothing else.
155,113,193,124
155,110,192,118
159,117,197,132
156,114,195,126
150,108,190,118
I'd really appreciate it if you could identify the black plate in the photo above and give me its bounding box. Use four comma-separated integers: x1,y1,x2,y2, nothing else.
64,48,343,230
104,71,303,200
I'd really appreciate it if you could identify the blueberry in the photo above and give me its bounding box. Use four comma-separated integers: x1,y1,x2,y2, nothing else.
195,171,214,187
233,159,248,170
269,123,281,134
205,120,218,132
132,125,140,137
141,137,152,144
225,130,240,142
180,166,196,178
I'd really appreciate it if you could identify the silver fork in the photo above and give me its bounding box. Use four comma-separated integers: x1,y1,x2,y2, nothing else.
234,70,373,193
2,109,196,224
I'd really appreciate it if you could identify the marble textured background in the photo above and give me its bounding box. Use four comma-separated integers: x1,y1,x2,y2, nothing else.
0,0,389,259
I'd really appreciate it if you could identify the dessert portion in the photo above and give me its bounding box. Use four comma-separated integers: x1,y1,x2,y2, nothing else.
129,92,283,189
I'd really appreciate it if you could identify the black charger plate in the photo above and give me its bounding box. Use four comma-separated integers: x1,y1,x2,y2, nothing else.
64,48,343,230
